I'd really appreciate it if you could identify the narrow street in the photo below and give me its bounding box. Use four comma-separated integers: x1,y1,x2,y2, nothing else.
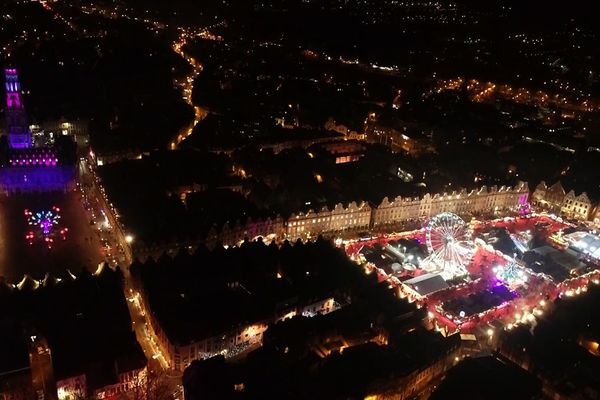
170,28,213,149
78,158,131,269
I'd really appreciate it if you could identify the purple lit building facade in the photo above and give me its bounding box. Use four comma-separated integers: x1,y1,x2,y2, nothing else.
1,68,75,194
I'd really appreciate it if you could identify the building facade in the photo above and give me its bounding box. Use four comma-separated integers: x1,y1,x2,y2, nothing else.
561,190,592,220
531,181,566,213
366,122,430,156
0,166,76,195
1,68,77,195
141,293,336,371
373,182,530,227
132,183,530,259
4,68,32,149
92,367,147,400
38,119,89,150
324,117,366,141
533,181,593,221
318,140,366,164
364,333,461,400
286,201,372,240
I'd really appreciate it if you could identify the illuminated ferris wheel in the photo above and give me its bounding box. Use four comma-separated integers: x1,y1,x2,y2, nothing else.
424,212,473,279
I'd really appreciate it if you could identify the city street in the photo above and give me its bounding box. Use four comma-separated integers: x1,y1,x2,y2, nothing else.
80,158,185,394
78,157,132,269
170,28,210,149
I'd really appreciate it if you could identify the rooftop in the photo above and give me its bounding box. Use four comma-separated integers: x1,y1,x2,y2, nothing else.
566,231,600,259
529,245,585,281
183,328,459,399
132,239,367,345
0,267,146,383
430,356,541,400
403,273,449,296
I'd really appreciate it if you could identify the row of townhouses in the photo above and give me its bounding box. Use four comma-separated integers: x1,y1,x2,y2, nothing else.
265,182,527,241
531,181,598,222
142,294,336,371
134,182,531,260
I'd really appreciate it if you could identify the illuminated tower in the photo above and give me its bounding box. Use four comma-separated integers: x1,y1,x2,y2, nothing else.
4,68,32,149
29,335,58,400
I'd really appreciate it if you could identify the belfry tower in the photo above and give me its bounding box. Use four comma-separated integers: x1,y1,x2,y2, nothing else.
1,67,76,194
4,68,32,149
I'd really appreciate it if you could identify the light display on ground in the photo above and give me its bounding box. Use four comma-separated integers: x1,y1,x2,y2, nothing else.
24,207,68,248
494,261,528,286
423,212,473,280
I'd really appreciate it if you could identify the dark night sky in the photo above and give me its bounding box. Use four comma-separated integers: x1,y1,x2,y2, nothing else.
464,1,597,28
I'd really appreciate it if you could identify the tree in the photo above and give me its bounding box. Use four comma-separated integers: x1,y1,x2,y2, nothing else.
126,368,174,400
68,368,174,400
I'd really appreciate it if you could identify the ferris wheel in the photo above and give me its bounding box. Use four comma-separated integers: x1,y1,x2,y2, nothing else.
424,212,472,279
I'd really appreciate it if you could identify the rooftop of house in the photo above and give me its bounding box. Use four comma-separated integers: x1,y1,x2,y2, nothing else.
0,267,146,384
132,239,372,346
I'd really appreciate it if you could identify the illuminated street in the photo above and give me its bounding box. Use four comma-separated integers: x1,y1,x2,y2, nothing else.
78,157,132,268
170,28,212,149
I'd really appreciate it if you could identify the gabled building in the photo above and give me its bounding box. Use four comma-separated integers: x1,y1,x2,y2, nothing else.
531,181,548,205
372,182,529,227
286,201,372,239
545,182,566,207
532,181,565,213
590,206,600,226
532,181,594,221
561,190,592,220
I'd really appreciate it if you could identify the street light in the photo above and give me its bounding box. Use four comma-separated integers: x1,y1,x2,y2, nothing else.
125,235,134,244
